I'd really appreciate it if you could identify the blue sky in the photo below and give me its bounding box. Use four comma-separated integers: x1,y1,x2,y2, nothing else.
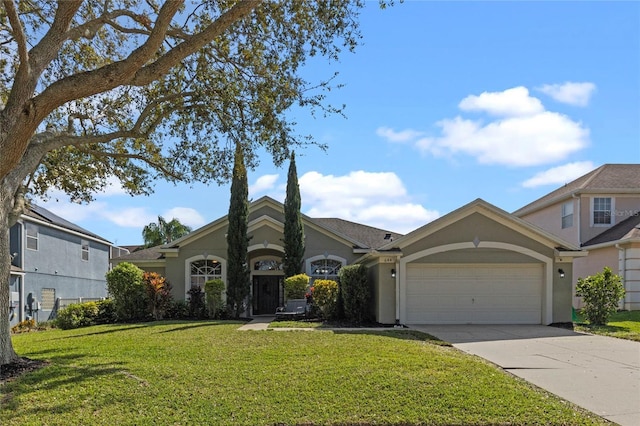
38,1,640,245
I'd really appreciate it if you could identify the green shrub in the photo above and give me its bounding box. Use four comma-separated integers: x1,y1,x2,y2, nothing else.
144,272,173,320
188,285,206,318
95,299,117,324
56,302,99,329
339,264,373,324
284,273,309,300
312,279,339,319
106,262,148,321
205,279,226,319
576,266,625,325
165,300,189,319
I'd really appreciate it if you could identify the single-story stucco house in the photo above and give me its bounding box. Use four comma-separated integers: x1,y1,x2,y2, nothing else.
112,196,586,325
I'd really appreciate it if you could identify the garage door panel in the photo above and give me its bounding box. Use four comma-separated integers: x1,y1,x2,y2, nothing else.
406,264,542,324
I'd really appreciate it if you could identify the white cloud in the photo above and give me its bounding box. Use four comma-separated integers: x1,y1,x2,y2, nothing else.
537,82,596,107
378,86,590,167
249,174,280,197
163,207,206,228
108,207,156,227
39,201,108,223
458,86,544,117
521,161,596,188
299,170,439,233
375,127,424,143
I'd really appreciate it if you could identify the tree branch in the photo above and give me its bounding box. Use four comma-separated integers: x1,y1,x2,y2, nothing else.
75,147,182,180
130,0,261,86
2,0,28,66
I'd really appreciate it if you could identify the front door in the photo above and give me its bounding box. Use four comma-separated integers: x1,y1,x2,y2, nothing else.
252,276,281,315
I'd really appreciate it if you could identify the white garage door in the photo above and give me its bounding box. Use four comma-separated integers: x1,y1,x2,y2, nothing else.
406,264,543,324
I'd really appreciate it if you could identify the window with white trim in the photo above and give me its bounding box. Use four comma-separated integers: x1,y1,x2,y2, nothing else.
593,197,612,225
26,223,38,250
561,201,573,229
310,258,343,280
190,259,222,289
81,240,89,261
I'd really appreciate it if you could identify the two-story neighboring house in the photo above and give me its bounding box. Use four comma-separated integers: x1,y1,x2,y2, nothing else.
514,164,640,310
9,205,112,325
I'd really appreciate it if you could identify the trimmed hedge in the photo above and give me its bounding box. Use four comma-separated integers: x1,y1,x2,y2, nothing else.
339,264,373,324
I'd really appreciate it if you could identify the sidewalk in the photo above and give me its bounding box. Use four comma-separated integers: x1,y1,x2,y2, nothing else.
237,316,274,330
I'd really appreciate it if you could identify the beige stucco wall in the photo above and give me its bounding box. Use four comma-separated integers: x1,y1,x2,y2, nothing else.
580,195,640,244
369,263,396,325
401,213,555,261
520,199,580,247
553,262,573,323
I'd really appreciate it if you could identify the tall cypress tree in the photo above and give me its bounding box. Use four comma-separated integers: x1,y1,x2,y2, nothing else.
226,143,251,318
283,152,305,277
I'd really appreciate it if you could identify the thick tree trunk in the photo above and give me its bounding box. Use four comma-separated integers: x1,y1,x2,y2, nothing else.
0,185,20,366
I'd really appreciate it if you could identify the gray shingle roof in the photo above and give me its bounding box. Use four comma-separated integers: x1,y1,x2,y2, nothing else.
582,213,640,247
311,218,403,250
25,204,111,243
514,164,640,216
112,245,164,261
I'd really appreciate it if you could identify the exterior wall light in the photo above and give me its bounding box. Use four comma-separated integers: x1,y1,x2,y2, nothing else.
391,269,396,278
558,268,565,278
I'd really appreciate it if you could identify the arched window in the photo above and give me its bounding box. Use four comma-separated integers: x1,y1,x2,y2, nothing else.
254,258,283,271
190,259,222,288
308,256,345,280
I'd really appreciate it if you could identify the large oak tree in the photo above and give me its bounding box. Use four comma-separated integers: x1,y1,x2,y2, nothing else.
0,0,367,365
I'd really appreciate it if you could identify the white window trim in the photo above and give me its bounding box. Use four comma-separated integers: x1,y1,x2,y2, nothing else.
81,240,89,261
26,223,38,251
184,254,226,299
561,201,574,229
590,196,615,227
305,254,347,279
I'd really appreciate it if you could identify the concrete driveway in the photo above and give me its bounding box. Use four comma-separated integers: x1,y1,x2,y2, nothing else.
411,325,640,426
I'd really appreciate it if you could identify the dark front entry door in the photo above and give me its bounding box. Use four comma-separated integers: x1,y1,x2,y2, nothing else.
253,276,280,315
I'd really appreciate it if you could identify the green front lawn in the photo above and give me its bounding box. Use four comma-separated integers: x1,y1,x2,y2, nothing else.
575,310,640,341
3,321,604,425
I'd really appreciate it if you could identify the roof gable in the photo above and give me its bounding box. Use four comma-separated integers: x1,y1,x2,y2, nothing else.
160,195,386,251
382,198,578,251
515,164,640,216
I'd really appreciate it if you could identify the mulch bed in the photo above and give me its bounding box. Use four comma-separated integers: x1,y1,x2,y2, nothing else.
0,357,48,385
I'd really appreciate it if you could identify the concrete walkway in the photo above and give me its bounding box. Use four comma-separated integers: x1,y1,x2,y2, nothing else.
411,325,640,426
237,316,275,331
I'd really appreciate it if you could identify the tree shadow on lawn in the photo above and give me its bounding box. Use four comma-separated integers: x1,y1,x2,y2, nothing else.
1,355,128,419
330,329,452,346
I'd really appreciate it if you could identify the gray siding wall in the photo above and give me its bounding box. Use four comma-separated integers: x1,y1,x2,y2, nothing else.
21,222,109,320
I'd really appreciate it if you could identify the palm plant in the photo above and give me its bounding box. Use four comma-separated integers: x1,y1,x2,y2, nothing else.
142,216,192,247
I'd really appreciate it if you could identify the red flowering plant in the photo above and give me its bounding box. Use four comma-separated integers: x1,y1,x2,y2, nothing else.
305,286,314,304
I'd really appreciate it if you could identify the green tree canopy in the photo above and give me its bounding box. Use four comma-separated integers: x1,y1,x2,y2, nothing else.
0,0,368,365
142,216,192,247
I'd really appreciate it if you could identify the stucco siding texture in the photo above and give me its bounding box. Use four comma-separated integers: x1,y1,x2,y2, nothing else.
520,201,580,247
401,213,554,261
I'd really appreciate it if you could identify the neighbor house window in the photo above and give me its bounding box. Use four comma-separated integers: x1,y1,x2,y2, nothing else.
593,197,612,225
190,259,222,288
26,223,38,250
81,240,89,261
561,201,574,229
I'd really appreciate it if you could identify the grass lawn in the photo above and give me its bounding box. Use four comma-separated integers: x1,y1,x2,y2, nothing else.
574,310,640,342
3,321,605,425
